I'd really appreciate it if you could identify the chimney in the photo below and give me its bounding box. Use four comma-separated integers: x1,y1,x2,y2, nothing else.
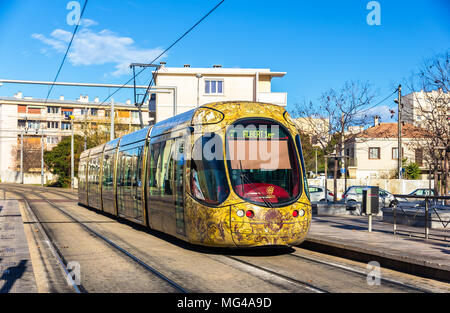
126,99,131,105
374,115,380,127
14,91,23,99
94,97,99,103
59,95,65,101
184,64,191,68
78,95,89,103
213,64,222,68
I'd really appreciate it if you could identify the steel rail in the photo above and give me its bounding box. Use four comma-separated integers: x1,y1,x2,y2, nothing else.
41,197,189,293
22,199,83,293
222,255,327,293
288,252,432,293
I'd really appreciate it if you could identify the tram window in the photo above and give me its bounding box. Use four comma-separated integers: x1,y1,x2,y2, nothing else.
191,133,229,205
295,135,309,200
226,121,301,206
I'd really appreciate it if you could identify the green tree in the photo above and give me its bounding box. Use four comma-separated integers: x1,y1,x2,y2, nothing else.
44,135,85,187
405,162,421,180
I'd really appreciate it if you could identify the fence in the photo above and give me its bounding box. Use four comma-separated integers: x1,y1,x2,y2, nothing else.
388,194,450,240
308,178,433,199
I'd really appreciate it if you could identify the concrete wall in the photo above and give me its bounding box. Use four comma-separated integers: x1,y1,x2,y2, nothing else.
0,171,57,185
308,178,434,199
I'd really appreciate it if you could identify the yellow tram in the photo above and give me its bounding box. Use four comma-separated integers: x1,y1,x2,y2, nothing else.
78,101,311,247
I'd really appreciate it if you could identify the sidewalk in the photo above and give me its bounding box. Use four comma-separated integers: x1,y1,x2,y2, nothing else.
0,200,37,293
305,215,450,282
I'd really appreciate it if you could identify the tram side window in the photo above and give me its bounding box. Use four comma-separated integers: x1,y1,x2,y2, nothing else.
295,135,308,200
190,133,229,205
149,140,175,198
102,153,114,190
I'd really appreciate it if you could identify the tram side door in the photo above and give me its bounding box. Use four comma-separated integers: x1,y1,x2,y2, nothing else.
174,137,186,236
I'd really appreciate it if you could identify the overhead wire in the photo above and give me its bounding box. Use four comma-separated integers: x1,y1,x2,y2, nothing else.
98,0,226,106
44,0,89,104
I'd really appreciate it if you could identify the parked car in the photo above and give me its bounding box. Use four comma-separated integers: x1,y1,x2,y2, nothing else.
308,185,334,202
409,188,435,196
342,186,397,208
397,188,436,208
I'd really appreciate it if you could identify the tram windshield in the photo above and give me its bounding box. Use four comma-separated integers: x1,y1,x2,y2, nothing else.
226,120,301,206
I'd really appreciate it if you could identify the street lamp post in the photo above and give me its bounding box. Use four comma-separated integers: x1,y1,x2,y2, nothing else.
196,74,203,107
70,116,74,189
20,130,24,184
41,127,44,187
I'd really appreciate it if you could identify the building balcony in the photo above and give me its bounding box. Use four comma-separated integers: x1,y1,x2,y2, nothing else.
257,92,287,107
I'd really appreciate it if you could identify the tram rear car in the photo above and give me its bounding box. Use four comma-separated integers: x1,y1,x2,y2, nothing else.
78,101,311,247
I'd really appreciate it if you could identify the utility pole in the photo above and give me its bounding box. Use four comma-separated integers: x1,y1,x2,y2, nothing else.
196,73,203,107
20,130,24,184
315,149,318,176
130,63,161,128
84,106,88,150
41,127,44,187
110,99,115,141
71,116,74,189
396,85,402,179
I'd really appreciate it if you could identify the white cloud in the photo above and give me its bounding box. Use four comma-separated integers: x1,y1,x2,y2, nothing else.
32,20,165,77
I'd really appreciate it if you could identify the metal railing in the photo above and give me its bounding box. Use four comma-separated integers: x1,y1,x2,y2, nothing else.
392,194,450,240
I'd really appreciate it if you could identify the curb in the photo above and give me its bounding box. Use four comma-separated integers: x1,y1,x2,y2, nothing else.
302,237,450,283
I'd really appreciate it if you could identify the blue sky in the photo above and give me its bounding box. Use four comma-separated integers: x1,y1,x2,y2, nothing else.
0,0,449,121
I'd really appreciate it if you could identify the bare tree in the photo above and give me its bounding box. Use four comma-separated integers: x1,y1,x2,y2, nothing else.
406,51,450,196
293,80,377,200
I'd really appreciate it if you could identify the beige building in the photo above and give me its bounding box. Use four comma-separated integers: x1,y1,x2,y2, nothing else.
344,122,429,179
401,90,450,128
154,64,287,122
0,92,149,183
294,117,330,147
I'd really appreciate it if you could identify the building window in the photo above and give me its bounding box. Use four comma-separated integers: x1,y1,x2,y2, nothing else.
392,147,404,160
205,80,224,94
61,122,72,130
91,108,98,116
131,111,140,120
18,120,26,128
47,121,59,129
368,147,380,160
28,121,40,130
415,149,423,166
47,107,59,114
46,136,59,144
80,109,89,115
62,110,73,118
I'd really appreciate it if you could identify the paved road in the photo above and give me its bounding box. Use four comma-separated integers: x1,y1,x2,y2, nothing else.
1,184,449,293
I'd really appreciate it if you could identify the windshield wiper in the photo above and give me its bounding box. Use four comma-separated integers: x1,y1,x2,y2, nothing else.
238,161,274,209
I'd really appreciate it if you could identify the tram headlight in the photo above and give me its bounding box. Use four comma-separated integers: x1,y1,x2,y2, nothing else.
298,209,305,217
236,209,245,217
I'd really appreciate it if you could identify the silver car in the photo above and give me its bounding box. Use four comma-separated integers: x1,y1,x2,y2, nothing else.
342,186,397,208
308,185,334,202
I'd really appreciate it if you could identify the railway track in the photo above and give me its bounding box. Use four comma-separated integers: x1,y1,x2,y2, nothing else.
288,251,430,293
6,186,188,293
2,185,447,293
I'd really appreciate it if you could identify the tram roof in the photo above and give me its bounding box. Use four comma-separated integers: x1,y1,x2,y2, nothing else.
89,143,106,156
150,109,195,138
120,126,150,147
104,137,120,152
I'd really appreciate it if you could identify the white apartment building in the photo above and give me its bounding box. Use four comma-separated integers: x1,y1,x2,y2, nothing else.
0,65,287,183
0,92,149,183
154,64,287,122
401,90,449,127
